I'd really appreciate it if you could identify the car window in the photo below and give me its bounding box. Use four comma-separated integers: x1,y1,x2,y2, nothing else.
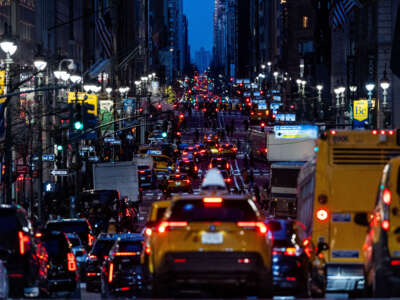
91,240,115,257
156,208,168,222
67,237,81,247
118,241,142,253
169,200,257,222
43,235,69,262
0,212,20,249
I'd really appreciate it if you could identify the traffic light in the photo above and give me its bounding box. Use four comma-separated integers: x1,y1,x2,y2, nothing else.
260,122,265,132
83,103,97,128
179,113,184,120
157,103,162,110
57,145,63,151
162,132,167,138
72,103,83,131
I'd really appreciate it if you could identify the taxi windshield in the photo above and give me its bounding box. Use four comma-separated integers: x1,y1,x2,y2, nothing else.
169,200,257,222
153,156,169,162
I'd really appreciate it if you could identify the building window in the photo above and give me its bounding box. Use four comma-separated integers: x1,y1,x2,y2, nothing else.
303,16,309,29
280,0,286,3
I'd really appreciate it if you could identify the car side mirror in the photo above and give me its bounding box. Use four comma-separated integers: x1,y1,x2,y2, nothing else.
317,242,329,254
354,212,369,227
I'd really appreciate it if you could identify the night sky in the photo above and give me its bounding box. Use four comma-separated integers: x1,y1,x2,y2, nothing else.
183,0,214,59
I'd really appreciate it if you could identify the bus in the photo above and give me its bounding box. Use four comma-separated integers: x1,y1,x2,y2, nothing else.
297,129,400,295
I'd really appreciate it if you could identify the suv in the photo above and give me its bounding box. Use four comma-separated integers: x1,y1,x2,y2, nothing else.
0,205,49,298
176,159,198,178
138,165,153,189
46,218,95,249
42,231,80,297
146,195,273,297
210,157,230,172
86,233,120,292
101,234,144,298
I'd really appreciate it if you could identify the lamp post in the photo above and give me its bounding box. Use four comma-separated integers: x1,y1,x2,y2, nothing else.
334,87,341,125
379,69,390,129
365,82,375,128
33,55,47,222
349,85,357,124
1,34,17,204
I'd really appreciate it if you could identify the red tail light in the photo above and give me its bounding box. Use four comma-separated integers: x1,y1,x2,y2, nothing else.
330,130,337,135
67,253,77,272
108,263,114,283
380,130,386,135
173,258,187,263
382,220,390,231
316,209,329,222
284,247,297,256
238,258,251,264
184,179,191,184
226,178,232,183
88,234,95,247
391,260,400,266
226,163,230,169
194,165,198,172
237,222,268,234
158,221,188,233
86,272,98,277
18,231,30,255
145,246,151,255
388,130,395,135
372,130,378,135
139,170,146,174
88,254,98,261
383,188,391,205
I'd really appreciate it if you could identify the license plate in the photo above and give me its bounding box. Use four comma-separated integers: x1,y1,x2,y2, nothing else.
176,181,181,186
201,232,223,244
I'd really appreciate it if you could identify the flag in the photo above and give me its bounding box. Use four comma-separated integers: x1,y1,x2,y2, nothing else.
95,12,113,58
342,0,360,14
330,0,347,30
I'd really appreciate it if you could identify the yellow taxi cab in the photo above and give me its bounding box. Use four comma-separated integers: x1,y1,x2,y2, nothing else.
151,154,173,175
363,157,400,297
166,173,192,195
142,200,171,282
146,194,273,297
219,143,238,159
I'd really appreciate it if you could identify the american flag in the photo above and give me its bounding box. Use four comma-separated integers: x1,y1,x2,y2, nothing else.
330,0,361,30
96,12,113,58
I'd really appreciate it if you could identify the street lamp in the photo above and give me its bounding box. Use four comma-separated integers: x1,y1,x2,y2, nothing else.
0,40,17,57
334,87,341,108
33,58,47,72
70,73,82,84
316,84,323,102
365,82,375,107
83,81,100,93
106,87,112,95
338,85,346,107
380,70,390,108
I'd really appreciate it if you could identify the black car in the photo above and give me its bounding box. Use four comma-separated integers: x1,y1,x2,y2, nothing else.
0,205,49,298
210,157,230,171
46,218,95,250
101,234,144,298
86,233,120,292
266,218,311,295
42,230,80,298
138,165,153,189
176,159,198,178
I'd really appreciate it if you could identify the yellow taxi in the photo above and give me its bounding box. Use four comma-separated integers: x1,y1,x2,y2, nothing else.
166,173,192,195
151,154,173,175
142,200,171,281
145,194,273,297
363,156,400,297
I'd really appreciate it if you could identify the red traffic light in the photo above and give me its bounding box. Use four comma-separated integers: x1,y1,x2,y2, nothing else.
139,107,143,113
245,98,250,102
272,114,276,119
157,104,162,110
177,131,181,136
260,122,265,127
179,113,184,119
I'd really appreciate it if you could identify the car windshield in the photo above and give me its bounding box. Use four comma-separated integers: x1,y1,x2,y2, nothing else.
67,237,81,247
43,235,69,262
266,220,294,240
153,156,169,162
91,239,116,257
47,221,89,234
169,200,257,222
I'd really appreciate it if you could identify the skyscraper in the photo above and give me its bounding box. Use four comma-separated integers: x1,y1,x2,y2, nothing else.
195,47,211,73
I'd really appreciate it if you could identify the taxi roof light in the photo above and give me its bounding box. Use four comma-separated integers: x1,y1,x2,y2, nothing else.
203,197,223,203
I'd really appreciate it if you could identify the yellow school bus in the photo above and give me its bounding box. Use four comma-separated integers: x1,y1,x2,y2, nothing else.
297,129,400,295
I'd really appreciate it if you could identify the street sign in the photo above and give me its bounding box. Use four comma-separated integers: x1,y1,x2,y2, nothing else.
104,137,115,143
16,165,28,174
51,169,69,176
274,125,318,139
42,154,55,162
88,156,99,162
81,146,94,152
353,99,368,129
44,182,55,193
67,92,98,115
111,140,121,145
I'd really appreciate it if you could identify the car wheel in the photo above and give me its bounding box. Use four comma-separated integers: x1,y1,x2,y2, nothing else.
101,278,110,299
373,267,391,297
